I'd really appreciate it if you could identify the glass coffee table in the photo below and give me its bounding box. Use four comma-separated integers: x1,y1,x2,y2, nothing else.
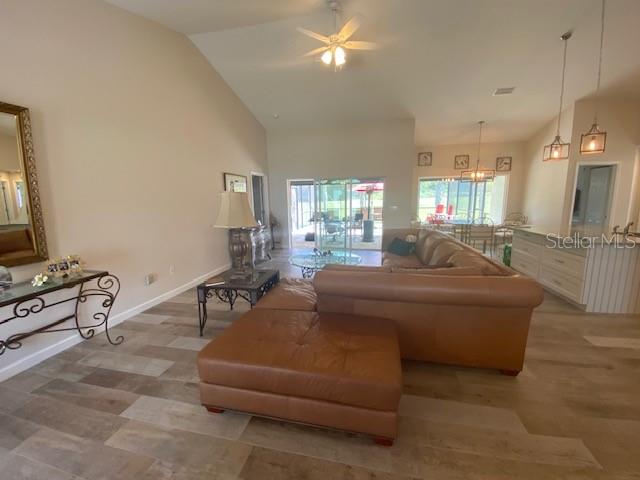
289,251,362,278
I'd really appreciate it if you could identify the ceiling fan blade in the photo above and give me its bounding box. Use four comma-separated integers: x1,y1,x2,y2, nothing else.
296,27,330,44
338,15,361,41
303,46,329,57
343,40,378,51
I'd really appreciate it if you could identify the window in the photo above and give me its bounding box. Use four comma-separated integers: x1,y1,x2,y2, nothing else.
417,176,507,223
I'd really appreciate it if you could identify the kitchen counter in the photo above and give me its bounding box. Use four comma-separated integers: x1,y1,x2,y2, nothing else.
510,228,640,313
512,226,640,246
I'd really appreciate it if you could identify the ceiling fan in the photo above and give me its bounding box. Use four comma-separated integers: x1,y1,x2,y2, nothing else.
298,0,378,69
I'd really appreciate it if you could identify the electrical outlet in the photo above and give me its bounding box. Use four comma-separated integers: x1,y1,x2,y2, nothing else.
169,265,175,275
144,273,157,286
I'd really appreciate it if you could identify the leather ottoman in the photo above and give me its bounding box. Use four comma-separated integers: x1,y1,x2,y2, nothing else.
197,308,402,443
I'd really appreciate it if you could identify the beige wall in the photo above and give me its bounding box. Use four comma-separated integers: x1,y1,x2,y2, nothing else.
520,98,640,234
520,106,574,232
267,120,415,246
561,98,640,231
0,0,266,379
412,141,527,221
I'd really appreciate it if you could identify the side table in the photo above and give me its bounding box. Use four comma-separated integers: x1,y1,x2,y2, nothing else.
196,269,279,336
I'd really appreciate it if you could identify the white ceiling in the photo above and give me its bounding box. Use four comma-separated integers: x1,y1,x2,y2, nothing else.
106,0,640,145
104,0,326,34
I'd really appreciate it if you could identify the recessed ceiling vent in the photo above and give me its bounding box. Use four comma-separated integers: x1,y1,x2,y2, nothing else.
493,87,515,96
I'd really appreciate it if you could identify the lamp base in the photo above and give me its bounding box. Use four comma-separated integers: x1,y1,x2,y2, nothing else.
228,229,251,270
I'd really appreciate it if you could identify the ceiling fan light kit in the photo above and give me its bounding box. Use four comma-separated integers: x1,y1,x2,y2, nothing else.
298,0,377,70
580,0,608,155
543,31,572,162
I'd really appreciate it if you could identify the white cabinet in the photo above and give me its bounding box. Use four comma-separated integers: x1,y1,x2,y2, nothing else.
511,229,640,313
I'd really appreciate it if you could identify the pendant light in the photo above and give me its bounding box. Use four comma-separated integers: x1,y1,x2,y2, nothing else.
543,32,572,161
581,0,607,154
461,121,495,182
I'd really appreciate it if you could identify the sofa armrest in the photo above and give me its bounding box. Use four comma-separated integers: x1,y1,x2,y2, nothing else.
313,270,544,308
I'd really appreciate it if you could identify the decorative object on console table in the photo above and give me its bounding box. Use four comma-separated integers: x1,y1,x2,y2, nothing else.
0,266,12,292
250,224,272,266
214,191,258,272
31,273,48,287
269,213,281,248
0,270,122,355
45,254,85,278
223,172,247,193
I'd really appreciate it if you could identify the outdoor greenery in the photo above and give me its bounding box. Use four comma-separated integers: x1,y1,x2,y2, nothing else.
417,177,503,223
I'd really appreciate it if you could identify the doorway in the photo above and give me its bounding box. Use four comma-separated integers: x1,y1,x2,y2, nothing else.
288,178,384,251
251,174,266,225
572,164,616,233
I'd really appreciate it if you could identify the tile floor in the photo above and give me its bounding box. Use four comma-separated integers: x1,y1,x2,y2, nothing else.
0,251,639,479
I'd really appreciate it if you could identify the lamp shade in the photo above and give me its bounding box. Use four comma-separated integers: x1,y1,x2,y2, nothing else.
214,192,258,229
580,124,607,154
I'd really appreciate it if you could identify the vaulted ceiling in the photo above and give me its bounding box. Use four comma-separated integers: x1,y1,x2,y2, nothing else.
105,0,640,145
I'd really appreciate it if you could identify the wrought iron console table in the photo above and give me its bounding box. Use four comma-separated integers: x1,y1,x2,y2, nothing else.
0,270,122,355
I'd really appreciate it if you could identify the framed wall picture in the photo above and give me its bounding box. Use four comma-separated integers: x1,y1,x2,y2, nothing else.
496,156,512,172
417,151,432,167
454,155,470,170
223,173,248,193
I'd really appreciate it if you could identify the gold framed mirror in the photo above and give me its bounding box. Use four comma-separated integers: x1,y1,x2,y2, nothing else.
0,102,48,266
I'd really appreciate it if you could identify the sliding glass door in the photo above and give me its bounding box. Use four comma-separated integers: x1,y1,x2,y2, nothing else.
315,179,349,251
288,177,384,251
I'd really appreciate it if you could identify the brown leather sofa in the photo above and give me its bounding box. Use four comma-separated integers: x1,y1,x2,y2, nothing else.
317,228,544,373
197,228,543,444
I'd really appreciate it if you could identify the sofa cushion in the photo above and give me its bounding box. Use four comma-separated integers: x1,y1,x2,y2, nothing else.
254,278,317,311
414,229,432,259
448,251,505,276
197,309,402,411
428,241,464,266
387,237,413,256
382,252,424,268
417,233,449,264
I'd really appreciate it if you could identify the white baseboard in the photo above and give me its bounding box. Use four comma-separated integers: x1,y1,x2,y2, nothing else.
0,263,230,382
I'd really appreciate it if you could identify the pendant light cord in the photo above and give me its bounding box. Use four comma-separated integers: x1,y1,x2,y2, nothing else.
476,121,484,169
594,0,606,123
556,34,570,136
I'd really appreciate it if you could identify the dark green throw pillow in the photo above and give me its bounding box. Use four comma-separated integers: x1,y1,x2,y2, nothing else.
387,237,413,256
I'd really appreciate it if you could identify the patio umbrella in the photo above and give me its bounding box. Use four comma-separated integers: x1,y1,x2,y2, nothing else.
354,182,384,220
354,182,383,243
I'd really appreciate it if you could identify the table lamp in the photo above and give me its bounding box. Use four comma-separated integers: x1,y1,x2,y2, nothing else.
214,191,258,271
